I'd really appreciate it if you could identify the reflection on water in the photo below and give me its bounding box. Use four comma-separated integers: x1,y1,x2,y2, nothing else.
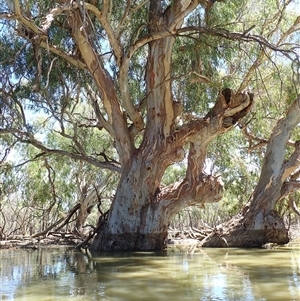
0,242,299,301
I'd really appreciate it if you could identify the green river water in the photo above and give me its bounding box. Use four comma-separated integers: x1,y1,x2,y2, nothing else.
0,242,299,301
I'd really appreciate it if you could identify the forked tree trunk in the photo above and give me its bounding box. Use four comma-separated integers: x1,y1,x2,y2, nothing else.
201,95,300,247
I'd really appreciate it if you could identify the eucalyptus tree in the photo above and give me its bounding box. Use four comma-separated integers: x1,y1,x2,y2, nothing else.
0,0,299,250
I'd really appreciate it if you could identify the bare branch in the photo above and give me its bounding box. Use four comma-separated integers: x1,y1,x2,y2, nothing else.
32,203,81,238
12,152,47,168
8,127,121,172
177,26,299,62
84,2,122,65
241,126,268,151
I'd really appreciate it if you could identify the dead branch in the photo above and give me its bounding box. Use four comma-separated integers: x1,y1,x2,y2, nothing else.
32,203,81,238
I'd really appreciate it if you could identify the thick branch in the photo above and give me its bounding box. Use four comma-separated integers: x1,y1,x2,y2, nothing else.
69,10,133,166
159,174,224,217
40,41,87,69
253,95,300,199
117,1,201,138
281,142,300,181
84,2,122,64
157,89,254,211
8,127,121,172
86,2,149,136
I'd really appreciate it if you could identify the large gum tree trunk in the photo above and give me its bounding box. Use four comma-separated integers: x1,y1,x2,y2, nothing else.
91,88,253,251
88,1,254,249
202,95,300,247
26,0,253,251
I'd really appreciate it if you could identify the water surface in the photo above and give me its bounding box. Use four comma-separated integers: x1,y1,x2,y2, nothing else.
0,243,299,301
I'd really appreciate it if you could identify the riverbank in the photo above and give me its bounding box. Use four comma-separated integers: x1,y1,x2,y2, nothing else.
1,223,299,249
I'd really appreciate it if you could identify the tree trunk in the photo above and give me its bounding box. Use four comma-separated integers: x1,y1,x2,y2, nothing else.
201,95,300,247
91,153,169,251
90,89,253,251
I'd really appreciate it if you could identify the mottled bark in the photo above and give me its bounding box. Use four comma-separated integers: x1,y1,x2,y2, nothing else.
91,89,253,251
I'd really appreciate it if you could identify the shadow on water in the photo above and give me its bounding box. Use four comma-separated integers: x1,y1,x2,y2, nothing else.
0,243,299,301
